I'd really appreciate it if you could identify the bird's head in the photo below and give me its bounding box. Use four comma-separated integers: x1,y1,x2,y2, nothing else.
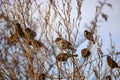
16,23,21,28
84,30,89,35
55,37,61,42
107,56,111,59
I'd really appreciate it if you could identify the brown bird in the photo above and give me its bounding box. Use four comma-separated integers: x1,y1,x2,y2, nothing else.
7,34,19,44
15,23,25,37
84,30,95,44
29,39,44,50
107,56,120,69
81,48,91,58
39,73,46,80
25,28,36,39
55,38,76,52
56,53,78,62
105,76,111,80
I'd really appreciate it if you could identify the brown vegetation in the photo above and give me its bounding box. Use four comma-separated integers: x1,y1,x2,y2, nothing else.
0,0,119,80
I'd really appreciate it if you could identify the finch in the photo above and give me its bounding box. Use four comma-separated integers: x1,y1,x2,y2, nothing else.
56,53,78,62
25,28,36,39
55,38,76,52
107,56,120,69
81,48,91,58
15,23,25,38
84,30,95,44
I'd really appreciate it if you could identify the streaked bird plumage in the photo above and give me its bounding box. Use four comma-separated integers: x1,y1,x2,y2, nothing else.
7,34,19,44
107,56,120,69
56,53,78,61
81,48,91,58
29,39,44,50
84,30,95,44
55,38,76,52
25,28,36,39
15,23,25,37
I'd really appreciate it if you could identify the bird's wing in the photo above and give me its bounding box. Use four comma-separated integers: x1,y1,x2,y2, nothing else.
112,59,119,67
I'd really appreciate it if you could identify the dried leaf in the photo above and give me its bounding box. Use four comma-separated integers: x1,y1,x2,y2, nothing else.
98,1,103,5
93,68,99,78
101,13,108,21
106,3,112,8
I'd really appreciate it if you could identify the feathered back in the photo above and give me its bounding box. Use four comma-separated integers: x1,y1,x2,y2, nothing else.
107,56,119,69
84,30,95,44
15,23,24,37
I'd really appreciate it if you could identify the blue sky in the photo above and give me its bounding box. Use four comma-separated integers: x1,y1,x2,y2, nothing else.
81,0,120,52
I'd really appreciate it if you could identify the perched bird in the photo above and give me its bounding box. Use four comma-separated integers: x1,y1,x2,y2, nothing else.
105,76,111,80
107,56,120,69
25,28,36,39
29,39,44,50
81,48,91,58
7,34,19,44
39,73,46,80
15,23,25,37
55,38,76,52
84,30,95,44
56,53,78,62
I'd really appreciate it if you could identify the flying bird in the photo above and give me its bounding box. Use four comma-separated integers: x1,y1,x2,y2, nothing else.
81,48,91,58
107,56,120,69
84,30,95,44
56,53,78,62
55,38,76,52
